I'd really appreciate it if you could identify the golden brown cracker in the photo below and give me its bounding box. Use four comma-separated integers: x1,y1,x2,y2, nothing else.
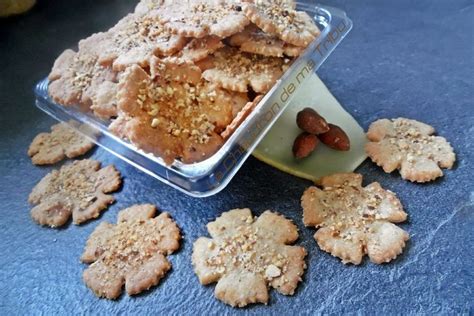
150,56,202,85
192,208,306,307
48,47,117,110
48,49,76,82
98,12,187,71
90,81,119,120
242,0,320,47
114,64,234,164
82,204,181,299
28,122,96,165
202,47,288,93
158,0,250,39
221,95,263,140
176,36,224,62
230,92,250,118
229,24,303,57
29,159,122,227
365,118,456,182
302,173,409,265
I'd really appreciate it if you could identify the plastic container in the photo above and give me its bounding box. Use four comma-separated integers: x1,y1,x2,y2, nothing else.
34,3,352,197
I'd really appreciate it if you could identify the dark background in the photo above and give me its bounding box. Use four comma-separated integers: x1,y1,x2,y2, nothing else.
0,0,473,314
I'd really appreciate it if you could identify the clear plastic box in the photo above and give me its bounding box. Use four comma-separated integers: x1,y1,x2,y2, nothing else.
34,3,352,197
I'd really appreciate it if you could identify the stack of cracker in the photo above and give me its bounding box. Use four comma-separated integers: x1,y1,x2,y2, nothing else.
47,0,320,164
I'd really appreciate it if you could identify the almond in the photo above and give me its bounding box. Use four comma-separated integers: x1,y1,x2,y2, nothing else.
318,124,350,151
293,132,319,159
296,108,329,135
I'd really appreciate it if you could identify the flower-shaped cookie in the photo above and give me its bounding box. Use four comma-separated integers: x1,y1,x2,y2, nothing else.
48,43,117,110
229,24,303,57
158,0,250,39
29,159,122,227
97,12,187,71
28,122,95,165
192,208,306,307
301,173,409,265
176,36,224,63
112,60,235,164
82,204,181,299
242,0,320,47
202,47,288,93
366,118,456,182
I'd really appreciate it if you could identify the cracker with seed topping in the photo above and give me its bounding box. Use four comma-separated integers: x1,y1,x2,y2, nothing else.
175,36,224,62
221,95,263,140
229,24,304,57
29,159,122,227
230,92,251,117
113,60,235,164
158,0,250,39
134,0,171,15
192,208,306,308
48,45,118,114
98,12,187,71
202,47,288,93
302,173,409,265
81,204,180,299
150,56,203,84
365,118,456,182
28,122,96,165
242,0,320,47
90,81,119,119
47,0,310,164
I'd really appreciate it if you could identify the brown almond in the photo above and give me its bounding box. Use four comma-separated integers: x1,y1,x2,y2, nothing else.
296,108,330,135
318,124,350,151
293,132,319,159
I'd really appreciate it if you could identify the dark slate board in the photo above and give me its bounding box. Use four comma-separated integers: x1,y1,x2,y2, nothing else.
0,0,472,314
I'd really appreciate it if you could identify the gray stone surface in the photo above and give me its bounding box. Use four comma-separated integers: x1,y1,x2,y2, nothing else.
0,0,472,314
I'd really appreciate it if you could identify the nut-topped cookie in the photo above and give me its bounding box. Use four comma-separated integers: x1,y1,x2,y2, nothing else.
112,59,235,164
202,47,289,93
158,0,250,39
229,24,304,57
48,47,117,111
242,0,320,47
28,122,95,165
98,12,187,71
82,204,181,299
365,118,456,182
301,173,409,265
174,36,224,62
29,159,122,227
192,208,306,307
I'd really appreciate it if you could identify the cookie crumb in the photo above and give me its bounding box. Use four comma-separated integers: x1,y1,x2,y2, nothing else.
265,264,281,279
